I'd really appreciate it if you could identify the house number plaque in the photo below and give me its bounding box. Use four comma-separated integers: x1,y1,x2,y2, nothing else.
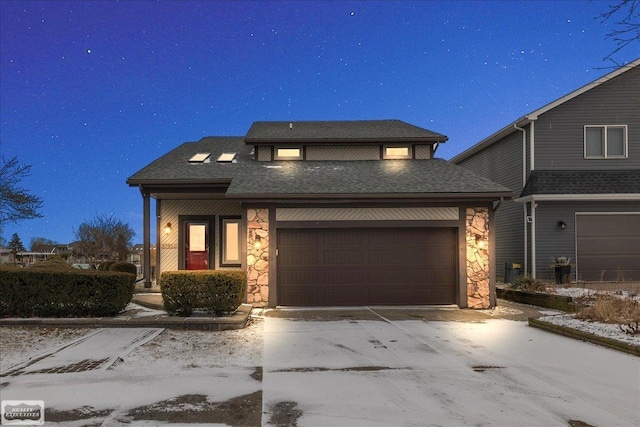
161,243,177,249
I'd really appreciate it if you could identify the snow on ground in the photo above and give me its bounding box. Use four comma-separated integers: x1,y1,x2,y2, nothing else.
1,327,92,369
1,320,263,426
548,286,640,302
540,313,640,346
1,307,639,426
262,317,640,426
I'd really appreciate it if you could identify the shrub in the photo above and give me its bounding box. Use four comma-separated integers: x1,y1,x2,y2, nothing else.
576,294,640,335
510,274,545,292
98,261,116,271
109,262,138,276
0,269,135,318
28,256,74,271
160,270,246,316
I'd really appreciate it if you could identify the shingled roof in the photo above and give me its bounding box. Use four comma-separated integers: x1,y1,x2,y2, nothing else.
127,137,250,185
127,135,511,199
245,120,448,144
519,169,640,198
226,159,511,199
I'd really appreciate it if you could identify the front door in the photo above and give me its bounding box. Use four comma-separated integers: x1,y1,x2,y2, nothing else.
185,221,209,270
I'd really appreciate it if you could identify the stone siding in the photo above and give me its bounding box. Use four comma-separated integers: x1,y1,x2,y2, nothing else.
246,208,269,307
466,207,491,308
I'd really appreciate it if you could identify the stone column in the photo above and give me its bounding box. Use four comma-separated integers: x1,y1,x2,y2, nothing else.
466,207,490,309
246,208,269,307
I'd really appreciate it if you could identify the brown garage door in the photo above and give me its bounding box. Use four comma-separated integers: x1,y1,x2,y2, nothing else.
576,214,640,281
277,228,457,306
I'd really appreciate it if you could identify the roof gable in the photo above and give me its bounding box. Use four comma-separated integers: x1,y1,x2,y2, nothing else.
451,58,640,163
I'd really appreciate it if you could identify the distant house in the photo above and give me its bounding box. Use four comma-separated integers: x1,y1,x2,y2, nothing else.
451,59,640,282
128,120,512,308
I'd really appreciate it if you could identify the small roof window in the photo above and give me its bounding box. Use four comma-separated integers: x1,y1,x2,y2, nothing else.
217,152,237,163
188,153,211,163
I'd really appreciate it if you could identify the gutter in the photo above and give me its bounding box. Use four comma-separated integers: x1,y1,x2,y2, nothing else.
514,193,640,203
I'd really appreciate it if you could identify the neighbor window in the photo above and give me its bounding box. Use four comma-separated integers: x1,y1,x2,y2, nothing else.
383,145,412,159
584,125,627,159
221,217,241,266
275,147,302,160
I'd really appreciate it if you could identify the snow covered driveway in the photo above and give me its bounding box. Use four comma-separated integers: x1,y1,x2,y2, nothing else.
262,315,640,427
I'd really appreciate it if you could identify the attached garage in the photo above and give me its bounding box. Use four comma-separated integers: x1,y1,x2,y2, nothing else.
277,227,457,306
576,213,640,281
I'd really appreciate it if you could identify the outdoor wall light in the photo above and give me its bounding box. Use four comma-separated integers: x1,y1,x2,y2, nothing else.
557,221,567,230
254,235,262,250
475,235,487,249
164,222,172,235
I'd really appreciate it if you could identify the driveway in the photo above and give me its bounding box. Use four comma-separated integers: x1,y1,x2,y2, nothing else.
262,308,640,427
2,305,638,426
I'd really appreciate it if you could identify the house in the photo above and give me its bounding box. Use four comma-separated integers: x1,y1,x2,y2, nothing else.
127,120,512,308
451,59,640,283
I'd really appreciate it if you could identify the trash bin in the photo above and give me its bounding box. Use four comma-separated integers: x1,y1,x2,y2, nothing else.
504,263,522,284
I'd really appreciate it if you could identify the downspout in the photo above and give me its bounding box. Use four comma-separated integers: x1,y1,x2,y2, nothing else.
529,120,536,277
531,199,537,279
514,124,528,275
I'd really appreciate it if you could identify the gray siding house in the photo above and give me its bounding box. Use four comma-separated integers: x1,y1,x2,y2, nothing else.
452,59,640,283
128,120,512,308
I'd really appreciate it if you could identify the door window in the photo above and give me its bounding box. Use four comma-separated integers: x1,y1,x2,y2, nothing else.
184,221,209,270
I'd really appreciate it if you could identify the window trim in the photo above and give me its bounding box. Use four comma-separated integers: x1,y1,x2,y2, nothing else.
274,146,303,160
584,125,628,159
220,216,242,267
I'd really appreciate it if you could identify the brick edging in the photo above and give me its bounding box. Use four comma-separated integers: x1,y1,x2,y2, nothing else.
528,317,640,357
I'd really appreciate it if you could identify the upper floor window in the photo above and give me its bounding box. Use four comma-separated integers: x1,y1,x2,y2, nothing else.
275,147,302,160
584,125,628,159
383,145,412,159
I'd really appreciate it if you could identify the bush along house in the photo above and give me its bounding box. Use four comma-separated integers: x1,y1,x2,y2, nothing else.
451,59,640,283
127,120,512,309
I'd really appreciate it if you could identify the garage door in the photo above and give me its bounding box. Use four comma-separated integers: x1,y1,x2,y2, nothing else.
576,214,640,281
277,228,457,306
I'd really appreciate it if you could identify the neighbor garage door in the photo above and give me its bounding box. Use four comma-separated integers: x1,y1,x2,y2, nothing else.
277,228,456,306
576,214,640,281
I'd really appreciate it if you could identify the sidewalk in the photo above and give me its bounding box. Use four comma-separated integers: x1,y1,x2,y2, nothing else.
1,328,164,377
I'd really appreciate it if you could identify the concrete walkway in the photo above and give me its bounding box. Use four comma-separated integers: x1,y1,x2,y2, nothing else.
1,328,164,377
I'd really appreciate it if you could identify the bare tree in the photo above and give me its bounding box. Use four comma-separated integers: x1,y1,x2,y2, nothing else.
599,0,640,65
30,237,58,252
0,157,44,242
74,214,135,262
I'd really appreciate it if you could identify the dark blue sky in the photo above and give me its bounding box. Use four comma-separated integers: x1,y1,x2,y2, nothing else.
1,0,637,246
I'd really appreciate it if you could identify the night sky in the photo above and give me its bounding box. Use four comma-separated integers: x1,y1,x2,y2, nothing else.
1,0,637,247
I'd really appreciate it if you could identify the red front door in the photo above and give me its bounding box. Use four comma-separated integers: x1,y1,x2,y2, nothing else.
185,222,209,270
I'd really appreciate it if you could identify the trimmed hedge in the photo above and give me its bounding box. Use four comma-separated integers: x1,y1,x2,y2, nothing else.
0,268,135,318
160,270,246,316
109,262,137,276
27,256,74,271
98,261,116,271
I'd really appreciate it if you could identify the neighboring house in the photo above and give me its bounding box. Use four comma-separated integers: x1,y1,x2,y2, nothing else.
128,120,512,308
0,248,15,264
452,59,640,283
